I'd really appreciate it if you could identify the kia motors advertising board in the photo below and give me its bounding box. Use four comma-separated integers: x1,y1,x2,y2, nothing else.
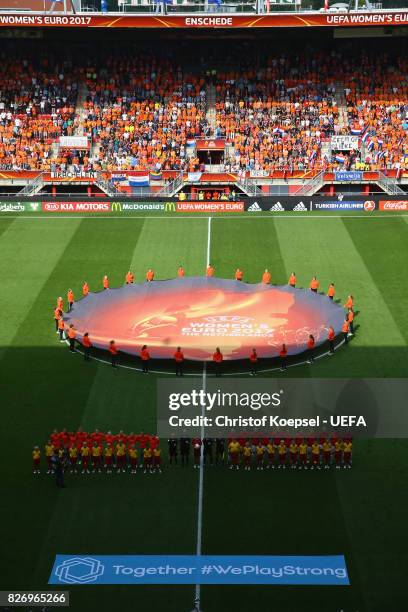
42,202,111,213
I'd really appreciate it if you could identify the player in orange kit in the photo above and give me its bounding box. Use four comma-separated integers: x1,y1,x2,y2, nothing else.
177,265,185,278
82,281,89,296
327,283,335,300
103,275,109,289
249,348,258,376
262,269,271,284
288,272,296,287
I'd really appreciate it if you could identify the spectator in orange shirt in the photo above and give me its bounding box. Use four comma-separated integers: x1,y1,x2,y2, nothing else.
67,324,76,353
67,289,74,311
249,348,258,376
279,343,288,371
146,269,154,282
310,277,319,293
235,268,243,281
109,340,118,368
141,345,150,373
206,264,215,277
306,334,315,364
174,346,184,376
213,347,223,377
82,332,92,362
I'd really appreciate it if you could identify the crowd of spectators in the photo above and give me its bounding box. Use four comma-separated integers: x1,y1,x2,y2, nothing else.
0,54,79,171
80,56,206,172
1,49,407,174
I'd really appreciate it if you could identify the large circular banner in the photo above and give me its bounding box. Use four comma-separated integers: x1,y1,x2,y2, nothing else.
64,278,345,361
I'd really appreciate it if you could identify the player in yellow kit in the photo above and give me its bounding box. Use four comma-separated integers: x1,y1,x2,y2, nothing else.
45,440,55,474
278,440,287,469
242,443,252,471
68,444,78,474
116,442,127,473
343,439,352,469
91,442,102,473
128,445,138,474
334,438,343,469
311,440,321,470
104,443,113,474
32,446,41,474
289,440,298,469
228,439,241,470
299,440,308,470
143,446,153,474
80,443,90,474
255,444,265,471
153,447,162,474
322,439,332,469
266,440,275,470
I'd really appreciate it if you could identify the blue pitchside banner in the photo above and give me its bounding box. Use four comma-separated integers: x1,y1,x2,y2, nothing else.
49,555,349,585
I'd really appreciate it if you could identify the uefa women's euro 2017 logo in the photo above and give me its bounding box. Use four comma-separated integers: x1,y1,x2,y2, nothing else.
64,277,345,361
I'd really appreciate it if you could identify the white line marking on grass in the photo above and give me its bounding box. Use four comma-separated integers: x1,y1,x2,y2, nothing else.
193,216,212,612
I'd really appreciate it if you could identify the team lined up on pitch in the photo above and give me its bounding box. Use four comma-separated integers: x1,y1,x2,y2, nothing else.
53,266,356,372
32,429,353,476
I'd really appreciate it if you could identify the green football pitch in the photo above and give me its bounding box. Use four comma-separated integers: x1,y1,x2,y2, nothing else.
1,211,408,612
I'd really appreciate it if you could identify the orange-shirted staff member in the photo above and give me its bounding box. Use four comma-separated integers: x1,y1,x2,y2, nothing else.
327,283,335,300
213,347,223,377
344,295,354,310
341,318,350,345
67,324,76,353
347,309,354,335
141,345,150,373
67,289,74,311
310,276,319,293
82,281,89,297
177,266,185,278
146,269,154,282
262,269,271,284
249,348,258,376
328,326,335,355
58,316,65,342
125,270,134,284
206,264,215,277
174,346,184,376
288,272,296,288
306,334,315,364
103,275,109,290
82,332,92,361
235,268,243,282
54,306,61,332
109,340,118,368
57,296,63,311
279,343,288,371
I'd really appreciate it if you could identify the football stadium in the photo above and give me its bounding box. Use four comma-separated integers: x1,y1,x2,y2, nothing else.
0,0,408,610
